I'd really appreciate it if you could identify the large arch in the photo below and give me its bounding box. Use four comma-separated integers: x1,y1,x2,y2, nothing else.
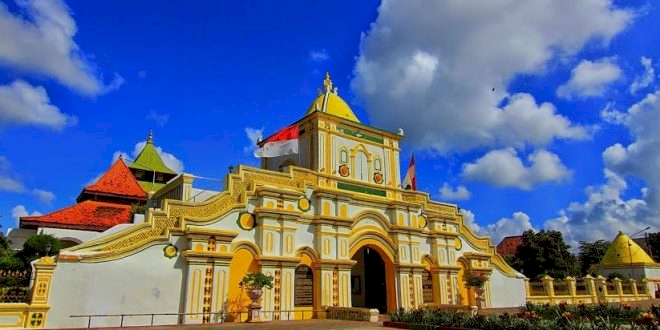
349,234,397,313
351,210,392,231
456,258,472,307
227,243,260,321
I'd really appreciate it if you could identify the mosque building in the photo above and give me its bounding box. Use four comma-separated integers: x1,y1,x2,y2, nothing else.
24,74,525,328
600,232,660,293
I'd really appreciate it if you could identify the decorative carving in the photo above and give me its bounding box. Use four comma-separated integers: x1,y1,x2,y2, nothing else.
332,267,339,307
202,265,214,324
274,270,281,320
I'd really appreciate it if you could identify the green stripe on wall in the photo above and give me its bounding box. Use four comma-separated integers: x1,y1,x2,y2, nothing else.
337,127,384,144
337,182,387,197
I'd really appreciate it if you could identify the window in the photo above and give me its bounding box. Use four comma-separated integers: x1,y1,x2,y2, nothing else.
374,158,382,171
354,151,368,181
294,265,313,306
340,150,348,164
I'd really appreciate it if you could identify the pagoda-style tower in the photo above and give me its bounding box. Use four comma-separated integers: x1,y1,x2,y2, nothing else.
128,131,178,193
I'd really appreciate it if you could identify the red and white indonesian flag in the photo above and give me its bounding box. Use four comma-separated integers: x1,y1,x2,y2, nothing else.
402,154,416,190
254,125,299,158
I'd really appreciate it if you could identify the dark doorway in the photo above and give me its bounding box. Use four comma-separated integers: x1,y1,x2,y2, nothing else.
351,246,387,313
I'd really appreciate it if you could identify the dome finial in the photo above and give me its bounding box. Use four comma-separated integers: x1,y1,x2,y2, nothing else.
147,130,153,144
323,72,333,93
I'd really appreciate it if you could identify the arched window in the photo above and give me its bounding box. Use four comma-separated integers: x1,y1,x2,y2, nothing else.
374,158,382,172
422,270,434,304
340,149,348,164
354,151,368,181
294,265,313,307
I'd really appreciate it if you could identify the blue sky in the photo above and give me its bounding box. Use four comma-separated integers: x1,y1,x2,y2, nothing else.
1,0,659,247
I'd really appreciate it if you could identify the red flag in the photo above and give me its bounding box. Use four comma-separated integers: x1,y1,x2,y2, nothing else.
254,125,299,158
402,154,416,190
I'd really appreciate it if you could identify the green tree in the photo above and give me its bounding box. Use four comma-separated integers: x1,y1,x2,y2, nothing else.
647,232,660,262
16,234,61,265
577,240,610,276
514,230,578,279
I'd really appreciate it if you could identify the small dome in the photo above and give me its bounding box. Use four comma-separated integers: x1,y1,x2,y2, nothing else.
601,232,655,265
305,72,360,122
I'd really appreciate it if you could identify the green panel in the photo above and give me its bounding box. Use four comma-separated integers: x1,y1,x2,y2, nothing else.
337,127,384,144
337,182,386,197
138,180,166,193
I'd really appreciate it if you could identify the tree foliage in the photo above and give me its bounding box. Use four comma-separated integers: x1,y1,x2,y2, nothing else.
577,240,610,276
647,232,660,262
514,230,578,279
0,234,61,270
16,234,61,264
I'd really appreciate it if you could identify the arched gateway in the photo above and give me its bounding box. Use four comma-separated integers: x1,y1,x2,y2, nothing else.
37,74,526,328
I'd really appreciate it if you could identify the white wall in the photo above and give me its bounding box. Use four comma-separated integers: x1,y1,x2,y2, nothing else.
46,239,187,328
39,227,98,244
488,268,526,308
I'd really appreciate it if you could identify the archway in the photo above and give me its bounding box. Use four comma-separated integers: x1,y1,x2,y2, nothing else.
456,259,471,306
226,247,259,321
349,243,395,313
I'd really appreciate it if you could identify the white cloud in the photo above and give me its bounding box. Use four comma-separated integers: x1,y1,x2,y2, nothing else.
602,90,660,209
629,57,655,94
460,208,536,245
463,148,571,190
0,175,25,193
11,205,41,226
460,209,480,233
309,49,330,62
113,141,184,174
556,58,622,99
145,109,170,128
0,156,25,193
352,0,631,153
439,183,471,201
32,189,55,204
544,170,654,247
0,0,123,95
544,91,660,247
0,80,76,130
243,127,264,154
484,212,537,245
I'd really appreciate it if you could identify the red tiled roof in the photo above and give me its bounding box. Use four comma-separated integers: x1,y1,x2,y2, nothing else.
496,235,523,256
81,159,147,200
20,200,133,232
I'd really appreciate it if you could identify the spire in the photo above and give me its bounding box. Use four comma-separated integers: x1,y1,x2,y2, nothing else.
323,72,333,93
147,130,153,144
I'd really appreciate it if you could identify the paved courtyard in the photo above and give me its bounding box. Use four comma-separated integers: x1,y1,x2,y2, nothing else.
71,320,389,330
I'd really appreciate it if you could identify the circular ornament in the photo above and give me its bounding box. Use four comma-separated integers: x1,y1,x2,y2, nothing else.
454,238,463,250
163,244,178,258
298,197,311,212
237,212,257,230
339,165,350,177
373,172,383,184
418,214,427,228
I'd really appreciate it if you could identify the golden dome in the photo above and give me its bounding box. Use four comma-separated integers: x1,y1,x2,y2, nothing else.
601,232,656,265
305,72,360,122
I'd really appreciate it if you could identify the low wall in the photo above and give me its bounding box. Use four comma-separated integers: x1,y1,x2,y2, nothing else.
526,275,653,305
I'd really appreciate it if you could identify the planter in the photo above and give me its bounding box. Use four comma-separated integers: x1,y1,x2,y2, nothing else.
246,289,263,323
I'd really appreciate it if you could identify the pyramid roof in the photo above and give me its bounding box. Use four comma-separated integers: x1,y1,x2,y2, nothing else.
80,158,148,201
602,232,656,265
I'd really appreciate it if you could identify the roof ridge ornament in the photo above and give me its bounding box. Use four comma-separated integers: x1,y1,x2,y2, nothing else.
323,72,333,93
147,130,153,144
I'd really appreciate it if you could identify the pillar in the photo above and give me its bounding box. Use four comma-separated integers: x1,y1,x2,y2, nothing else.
25,256,56,329
595,275,607,303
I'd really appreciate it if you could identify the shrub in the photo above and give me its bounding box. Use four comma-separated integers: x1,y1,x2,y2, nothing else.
239,272,274,290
